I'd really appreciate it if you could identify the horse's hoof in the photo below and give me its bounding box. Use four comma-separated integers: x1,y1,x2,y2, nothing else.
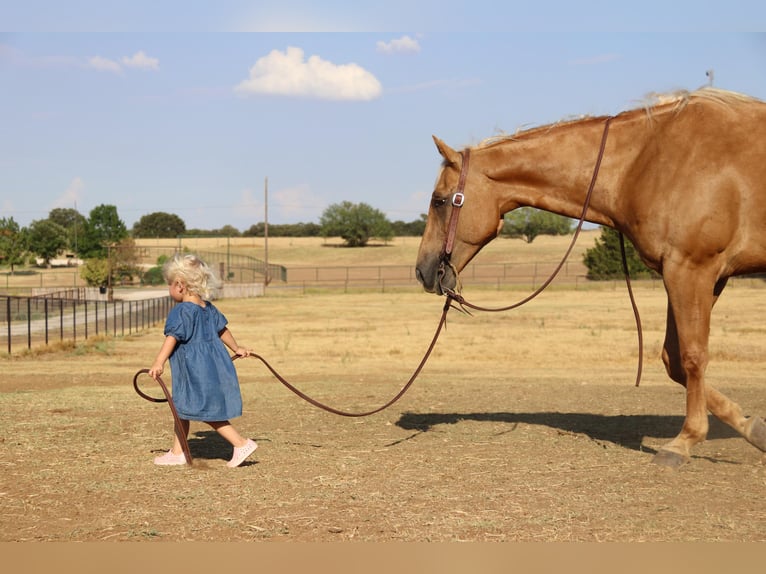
652,449,689,469
744,416,766,452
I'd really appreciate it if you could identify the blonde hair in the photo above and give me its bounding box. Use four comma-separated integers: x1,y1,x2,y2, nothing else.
162,253,221,299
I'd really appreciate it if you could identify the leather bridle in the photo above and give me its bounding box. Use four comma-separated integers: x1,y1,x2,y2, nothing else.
433,117,643,387
437,148,470,294
437,117,613,306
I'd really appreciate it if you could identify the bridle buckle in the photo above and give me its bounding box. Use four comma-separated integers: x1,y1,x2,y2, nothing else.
451,192,465,207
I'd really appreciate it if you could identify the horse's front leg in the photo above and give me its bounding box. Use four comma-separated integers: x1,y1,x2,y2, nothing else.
654,277,714,468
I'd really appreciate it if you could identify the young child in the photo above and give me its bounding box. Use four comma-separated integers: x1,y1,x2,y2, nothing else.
148,253,257,468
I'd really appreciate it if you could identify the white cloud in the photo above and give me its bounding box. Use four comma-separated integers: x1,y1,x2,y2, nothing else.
273,184,324,221
121,51,160,71
87,51,159,73
235,187,263,220
51,177,85,209
376,35,421,54
235,46,382,101
88,55,122,73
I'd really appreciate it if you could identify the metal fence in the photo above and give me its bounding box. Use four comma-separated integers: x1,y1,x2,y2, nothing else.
281,260,593,292
1,294,173,354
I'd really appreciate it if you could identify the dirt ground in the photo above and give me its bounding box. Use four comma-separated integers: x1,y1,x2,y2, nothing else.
1,287,765,542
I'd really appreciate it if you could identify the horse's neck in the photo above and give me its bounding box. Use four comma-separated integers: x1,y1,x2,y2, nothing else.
482,118,640,227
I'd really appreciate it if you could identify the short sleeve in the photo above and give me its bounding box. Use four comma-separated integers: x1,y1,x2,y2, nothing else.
207,303,228,333
164,306,190,342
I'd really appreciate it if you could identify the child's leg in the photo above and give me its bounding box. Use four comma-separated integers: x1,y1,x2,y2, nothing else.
207,420,257,468
170,419,190,454
154,419,190,465
207,420,248,447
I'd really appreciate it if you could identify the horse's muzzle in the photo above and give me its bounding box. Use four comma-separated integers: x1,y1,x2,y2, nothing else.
415,261,455,296
415,267,435,293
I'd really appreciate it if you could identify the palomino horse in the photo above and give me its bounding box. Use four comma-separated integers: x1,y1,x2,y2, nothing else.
416,87,766,468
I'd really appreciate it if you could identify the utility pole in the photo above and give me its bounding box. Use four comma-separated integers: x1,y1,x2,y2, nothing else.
706,69,714,87
264,176,271,287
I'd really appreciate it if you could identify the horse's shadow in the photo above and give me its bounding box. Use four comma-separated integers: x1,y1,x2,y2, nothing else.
394,411,740,454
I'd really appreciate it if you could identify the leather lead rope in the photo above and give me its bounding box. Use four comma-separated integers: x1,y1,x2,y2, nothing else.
132,294,455,461
133,368,194,465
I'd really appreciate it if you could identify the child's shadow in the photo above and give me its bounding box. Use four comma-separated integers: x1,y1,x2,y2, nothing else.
187,430,260,467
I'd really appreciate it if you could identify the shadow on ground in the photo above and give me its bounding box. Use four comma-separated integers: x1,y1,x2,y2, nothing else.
395,411,740,453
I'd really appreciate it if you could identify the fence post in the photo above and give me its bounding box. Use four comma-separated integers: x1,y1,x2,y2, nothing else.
27,297,31,349
6,297,10,354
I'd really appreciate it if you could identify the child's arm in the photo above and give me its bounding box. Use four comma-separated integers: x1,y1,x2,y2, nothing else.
148,335,178,380
219,327,250,357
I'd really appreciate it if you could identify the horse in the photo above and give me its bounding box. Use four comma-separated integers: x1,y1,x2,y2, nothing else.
415,87,766,468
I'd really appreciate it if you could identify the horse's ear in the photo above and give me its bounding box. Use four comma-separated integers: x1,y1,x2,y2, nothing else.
432,136,461,166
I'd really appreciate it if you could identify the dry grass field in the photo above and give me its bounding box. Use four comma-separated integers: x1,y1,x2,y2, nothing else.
1,233,765,542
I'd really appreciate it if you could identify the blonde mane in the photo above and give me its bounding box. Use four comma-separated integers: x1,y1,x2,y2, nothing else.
475,87,760,150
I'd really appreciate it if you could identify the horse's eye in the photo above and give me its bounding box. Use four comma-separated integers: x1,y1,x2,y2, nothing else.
432,197,448,208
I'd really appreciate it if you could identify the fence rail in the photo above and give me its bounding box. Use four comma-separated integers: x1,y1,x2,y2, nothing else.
284,260,590,290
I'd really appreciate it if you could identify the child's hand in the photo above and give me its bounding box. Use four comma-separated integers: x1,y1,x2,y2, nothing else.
148,363,164,380
234,347,251,358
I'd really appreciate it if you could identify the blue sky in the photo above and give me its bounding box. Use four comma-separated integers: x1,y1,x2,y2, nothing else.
2,3,766,231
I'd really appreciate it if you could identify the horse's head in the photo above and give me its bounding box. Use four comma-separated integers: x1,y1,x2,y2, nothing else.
416,136,505,295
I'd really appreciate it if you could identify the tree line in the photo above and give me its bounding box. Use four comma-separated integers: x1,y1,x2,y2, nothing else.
0,202,651,285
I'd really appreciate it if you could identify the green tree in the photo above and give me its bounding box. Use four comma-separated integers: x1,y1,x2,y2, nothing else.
0,217,28,273
243,221,322,237
110,237,141,284
391,215,426,236
79,204,128,258
320,201,393,247
215,224,241,237
80,257,110,287
583,226,655,280
27,219,68,267
132,212,186,238
48,207,87,253
502,207,573,243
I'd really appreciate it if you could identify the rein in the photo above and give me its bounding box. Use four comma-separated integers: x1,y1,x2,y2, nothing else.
438,117,644,387
132,296,456,463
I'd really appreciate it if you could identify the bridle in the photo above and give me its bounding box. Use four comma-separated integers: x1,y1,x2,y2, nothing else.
436,148,470,296
434,117,644,387
438,118,611,301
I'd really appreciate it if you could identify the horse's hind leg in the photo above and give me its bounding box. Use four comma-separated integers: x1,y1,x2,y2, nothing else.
653,284,712,468
697,277,766,452
657,275,766,467
662,340,766,461
706,385,766,451
744,416,766,451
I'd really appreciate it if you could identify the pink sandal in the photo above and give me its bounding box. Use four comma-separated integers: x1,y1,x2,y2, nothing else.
227,439,258,468
154,450,187,466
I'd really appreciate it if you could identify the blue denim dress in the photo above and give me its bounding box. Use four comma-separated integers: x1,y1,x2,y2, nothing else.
165,302,243,421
